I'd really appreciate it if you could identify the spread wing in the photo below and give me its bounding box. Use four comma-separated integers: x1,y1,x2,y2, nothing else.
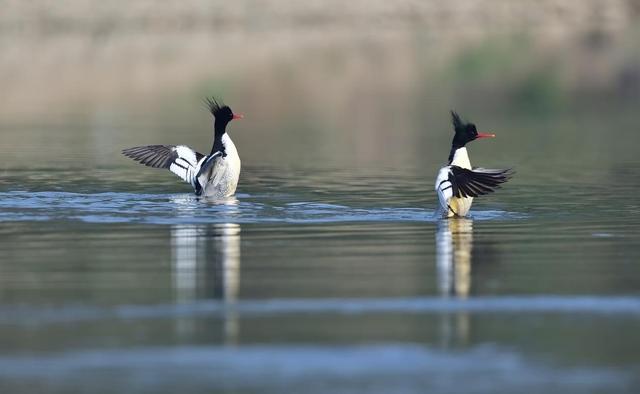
449,166,513,198
193,150,224,195
122,145,206,188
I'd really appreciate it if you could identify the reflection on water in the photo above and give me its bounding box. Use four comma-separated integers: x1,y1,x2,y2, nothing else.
436,218,475,348
436,218,474,299
171,223,241,303
171,196,241,302
1,166,640,394
171,197,241,343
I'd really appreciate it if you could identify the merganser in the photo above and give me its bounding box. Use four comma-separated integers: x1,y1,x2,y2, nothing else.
435,111,512,217
123,98,243,198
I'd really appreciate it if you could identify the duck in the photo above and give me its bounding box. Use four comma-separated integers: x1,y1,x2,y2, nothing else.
435,111,512,217
123,98,242,198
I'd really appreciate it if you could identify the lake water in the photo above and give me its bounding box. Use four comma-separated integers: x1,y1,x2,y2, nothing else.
2,2,640,391
1,144,640,393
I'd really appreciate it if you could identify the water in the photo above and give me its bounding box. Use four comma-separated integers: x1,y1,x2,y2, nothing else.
1,160,640,393
0,15,640,388
2,11,640,388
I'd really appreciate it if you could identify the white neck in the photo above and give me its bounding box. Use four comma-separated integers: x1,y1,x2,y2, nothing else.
221,134,238,157
451,147,471,169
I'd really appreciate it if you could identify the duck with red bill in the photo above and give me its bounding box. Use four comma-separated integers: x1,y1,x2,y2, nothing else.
122,97,244,199
434,111,513,217
476,132,496,138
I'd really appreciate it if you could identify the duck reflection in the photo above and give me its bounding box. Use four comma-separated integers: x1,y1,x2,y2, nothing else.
170,197,241,344
171,222,241,303
436,218,474,348
436,218,474,298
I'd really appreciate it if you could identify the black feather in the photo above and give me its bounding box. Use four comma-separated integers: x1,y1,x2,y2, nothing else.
122,145,204,169
204,97,225,117
451,110,465,133
448,166,514,199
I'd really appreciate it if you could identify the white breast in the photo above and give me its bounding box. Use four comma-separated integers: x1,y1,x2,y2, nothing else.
221,134,238,159
451,147,471,169
202,134,241,198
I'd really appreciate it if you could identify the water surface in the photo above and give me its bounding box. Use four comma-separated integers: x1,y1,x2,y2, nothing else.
1,162,639,393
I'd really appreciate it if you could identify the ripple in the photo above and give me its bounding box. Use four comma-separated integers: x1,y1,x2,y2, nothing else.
0,191,525,224
0,345,630,394
0,296,638,325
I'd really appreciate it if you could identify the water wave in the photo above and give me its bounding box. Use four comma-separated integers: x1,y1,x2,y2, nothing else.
0,191,525,224
0,296,638,325
0,344,632,394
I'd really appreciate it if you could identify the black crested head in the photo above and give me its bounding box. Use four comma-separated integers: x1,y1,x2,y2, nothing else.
451,111,479,147
448,111,495,163
204,97,243,139
204,97,235,123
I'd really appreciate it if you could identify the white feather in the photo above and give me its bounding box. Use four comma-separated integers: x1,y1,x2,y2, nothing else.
435,166,453,212
200,135,241,198
169,163,188,181
168,146,201,185
450,147,471,169
436,147,474,217
175,145,198,166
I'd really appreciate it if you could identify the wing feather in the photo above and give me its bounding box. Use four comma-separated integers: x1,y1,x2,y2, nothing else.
449,166,513,198
122,145,206,188
435,167,454,211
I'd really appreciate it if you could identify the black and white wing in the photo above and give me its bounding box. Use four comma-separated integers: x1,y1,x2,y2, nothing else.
436,165,512,207
435,167,455,210
122,145,206,189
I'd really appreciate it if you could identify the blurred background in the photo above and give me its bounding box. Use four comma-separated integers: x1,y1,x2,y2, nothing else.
1,0,640,171
1,2,640,393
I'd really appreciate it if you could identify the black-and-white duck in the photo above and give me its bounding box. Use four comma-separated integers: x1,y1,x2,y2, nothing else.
123,98,242,198
435,111,512,217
